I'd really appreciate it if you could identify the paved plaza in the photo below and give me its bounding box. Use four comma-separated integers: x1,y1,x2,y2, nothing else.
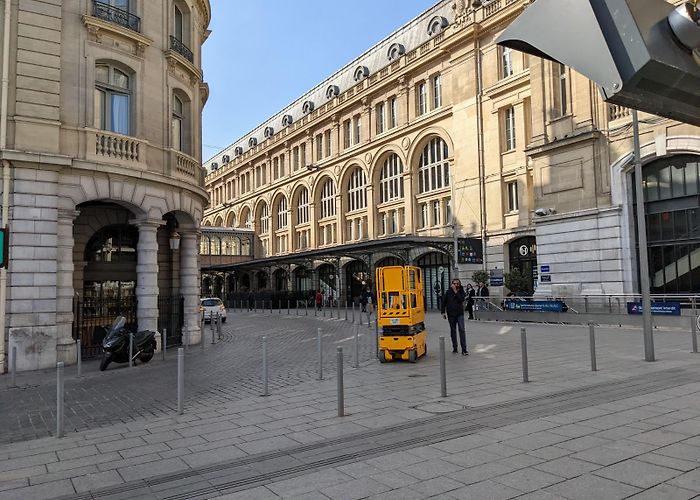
0,310,699,499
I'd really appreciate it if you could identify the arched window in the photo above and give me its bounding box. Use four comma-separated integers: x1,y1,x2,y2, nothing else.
85,224,138,262
94,63,131,135
244,211,252,229
418,137,450,194
259,203,269,234
297,188,309,224
347,168,367,212
320,179,336,219
277,196,288,229
172,95,184,151
380,154,404,203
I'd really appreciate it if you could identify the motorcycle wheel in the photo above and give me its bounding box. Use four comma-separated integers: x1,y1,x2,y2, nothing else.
99,353,111,371
139,351,154,363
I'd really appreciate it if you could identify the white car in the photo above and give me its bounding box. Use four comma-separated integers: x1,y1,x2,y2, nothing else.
200,297,227,323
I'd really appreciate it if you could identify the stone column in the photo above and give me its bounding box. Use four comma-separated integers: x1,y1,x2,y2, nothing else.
55,209,80,364
366,185,376,239
404,172,415,232
362,98,371,143
335,194,344,244
132,218,162,333
331,115,340,158
180,229,201,344
309,202,317,248
527,57,548,147
398,77,410,126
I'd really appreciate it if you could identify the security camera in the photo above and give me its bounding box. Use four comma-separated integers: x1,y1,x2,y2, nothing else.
534,207,555,216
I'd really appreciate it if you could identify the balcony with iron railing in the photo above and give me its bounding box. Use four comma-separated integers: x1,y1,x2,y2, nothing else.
170,35,194,63
92,0,140,33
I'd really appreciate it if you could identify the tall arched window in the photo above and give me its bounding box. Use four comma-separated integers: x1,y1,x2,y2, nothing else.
259,203,269,234
380,154,404,203
172,95,183,151
418,137,450,194
320,179,336,219
94,64,131,135
297,188,309,224
347,168,367,212
277,196,289,229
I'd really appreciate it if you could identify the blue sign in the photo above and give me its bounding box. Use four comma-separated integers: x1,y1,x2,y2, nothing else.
504,299,568,312
626,302,681,316
540,265,550,273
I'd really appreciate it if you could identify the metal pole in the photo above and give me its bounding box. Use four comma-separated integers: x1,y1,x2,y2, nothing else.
375,312,379,359
270,299,272,315
177,348,184,415
317,328,323,380
589,323,597,371
162,329,167,361
692,316,698,354
218,313,222,340
287,298,290,315
354,321,359,368
439,337,447,397
56,362,64,438
129,332,134,367
254,299,257,313
323,303,326,317
520,327,529,383
76,340,82,378
633,110,655,362
278,298,281,314
305,299,308,316
336,347,344,417
211,317,216,344
262,336,269,396
10,345,16,387
352,302,356,323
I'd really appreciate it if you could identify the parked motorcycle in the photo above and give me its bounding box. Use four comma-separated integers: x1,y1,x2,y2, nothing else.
99,316,158,371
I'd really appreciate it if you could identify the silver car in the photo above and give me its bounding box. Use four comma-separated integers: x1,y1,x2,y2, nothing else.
200,297,227,323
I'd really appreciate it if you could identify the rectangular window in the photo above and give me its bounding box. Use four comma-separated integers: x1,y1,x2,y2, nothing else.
507,181,519,212
418,82,427,115
353,115,361,144
420,203,429,228
432,75,442,109
325,130,331,157
432,200,441,226
293,147,299,171
445,199,452,225
343,120,351,149
280,154,286,176
504,106,516,151
273,157,279,180
316,134,323,160
376,102,385,134
390,97,398,128
557,63,568,117
502,47,513,78
300,143,306,167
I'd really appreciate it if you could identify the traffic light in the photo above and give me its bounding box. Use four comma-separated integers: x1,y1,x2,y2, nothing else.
496,0,700,126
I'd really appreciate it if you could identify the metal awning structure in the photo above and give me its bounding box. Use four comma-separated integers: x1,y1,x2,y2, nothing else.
201,236,455,274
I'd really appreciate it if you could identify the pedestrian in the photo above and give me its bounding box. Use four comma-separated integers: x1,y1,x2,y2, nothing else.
477,281,489,310
365,288,375,326
441,278,468,355
434,281,442,310
247,290,254,311
360,287,369,312
315,289,323,311
465,283,475,320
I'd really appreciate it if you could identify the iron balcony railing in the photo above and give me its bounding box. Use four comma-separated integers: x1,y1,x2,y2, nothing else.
170,35,194,63
92,0,141,33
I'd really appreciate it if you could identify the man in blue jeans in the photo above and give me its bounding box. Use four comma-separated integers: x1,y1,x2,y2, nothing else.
441,278,468,355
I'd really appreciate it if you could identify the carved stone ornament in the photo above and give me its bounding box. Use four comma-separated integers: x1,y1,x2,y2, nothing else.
87,24,102,43
334,166,341,176
364,152,373,164
452,0,472,28
402,137,411,151
136,42,147,57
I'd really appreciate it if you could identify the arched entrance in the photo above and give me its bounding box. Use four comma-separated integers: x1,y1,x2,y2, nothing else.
239,273,251,291
508,236,538,295
274,269,289,291
375,256,404,268
641,154,700,293
317,264,337,306
294,267,312,293
345,260,370,305
256,271,268,290
416,252,451,310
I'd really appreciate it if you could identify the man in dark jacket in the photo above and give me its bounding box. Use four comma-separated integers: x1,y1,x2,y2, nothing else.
441,278,469,355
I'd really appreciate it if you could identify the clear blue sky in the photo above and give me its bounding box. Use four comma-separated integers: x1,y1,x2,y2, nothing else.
202,0,438,161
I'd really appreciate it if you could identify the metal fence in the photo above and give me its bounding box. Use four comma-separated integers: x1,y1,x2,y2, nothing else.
158,296,184,347
72,296,137,359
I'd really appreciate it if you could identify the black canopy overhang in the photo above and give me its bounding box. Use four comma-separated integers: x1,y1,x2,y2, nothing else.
201,236,455,274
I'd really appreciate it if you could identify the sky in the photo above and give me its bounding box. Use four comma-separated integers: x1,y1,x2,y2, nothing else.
202,0,439,162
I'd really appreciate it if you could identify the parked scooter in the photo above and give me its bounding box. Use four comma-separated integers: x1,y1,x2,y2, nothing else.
100,316,157,371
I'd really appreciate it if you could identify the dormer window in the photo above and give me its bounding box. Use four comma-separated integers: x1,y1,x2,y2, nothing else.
234,146,243,156
248,137,258,148
353,66,369,82
281,114,293,127
264,126,274,139
302,100,315,115
427,16,448,36
326,85,339,99
387,43,405,61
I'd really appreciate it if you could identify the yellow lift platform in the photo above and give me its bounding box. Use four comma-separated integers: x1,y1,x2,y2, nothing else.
376,265,427,363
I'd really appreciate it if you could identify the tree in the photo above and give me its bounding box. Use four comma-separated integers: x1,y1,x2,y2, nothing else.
504,268,530,296
472,270,489,285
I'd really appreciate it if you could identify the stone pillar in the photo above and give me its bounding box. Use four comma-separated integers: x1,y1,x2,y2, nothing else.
55,209,80,364
404,172,415,232
527,57,548,147
132,218,162,332
398,77,410,126
366,185,376,239
331,115,340,158
335,194,344,244
362,98,371,143
180,230,201,344
309,202,317,248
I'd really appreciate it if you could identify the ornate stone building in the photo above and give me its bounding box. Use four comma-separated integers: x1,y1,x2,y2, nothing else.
0,0,211,371
202,0,700,307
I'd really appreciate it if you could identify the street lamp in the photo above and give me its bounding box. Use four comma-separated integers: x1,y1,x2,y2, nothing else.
169,231,181,251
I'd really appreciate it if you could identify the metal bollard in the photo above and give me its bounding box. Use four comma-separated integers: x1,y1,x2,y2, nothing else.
210,311,215,337
337,347,344,417
296,300,299,316
177,348,184,415
278,299,281,315
211,317,216,344
162,329,167,360
56,362,65,438
589,323,598,371
520,327,529,383
218,313,222,340
323,305,326,317
352,302,356,323
10,345,16,387
262,336,269,396
254,299,257,313
77,339,82,378
439,337,447,397
270,299,273,315
306,300,308,316
354,321,359,368
317,328,323,380
692,316,698,354
345,303,348,321
129,332,134,367
287,298,290,315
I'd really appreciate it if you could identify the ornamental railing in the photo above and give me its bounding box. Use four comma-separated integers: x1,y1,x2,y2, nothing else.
92,0,141,33
170,35,194,63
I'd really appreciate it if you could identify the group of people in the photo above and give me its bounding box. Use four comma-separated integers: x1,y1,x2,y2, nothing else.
440,279,489,356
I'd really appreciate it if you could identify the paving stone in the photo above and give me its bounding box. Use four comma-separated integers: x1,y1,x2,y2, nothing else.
319,477,391,500
368,470,421,489
181,446,247,468
635,452,700,472
571,440,656,466
626,483,698,500
446,462,514,485
667,467,700,491
267,469,354,497
556,435,611,453
492,467,564,492
655,442,700,462
71,469,124,493
0,479,27,494
545,473,642,500
446,479,523,499
533,456,601,478
117,457,187,482
593,458,681,488
0,479,75,500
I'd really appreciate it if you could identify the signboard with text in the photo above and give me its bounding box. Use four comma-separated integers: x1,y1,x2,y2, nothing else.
503,300,568,312
457,238,483,264
626,302,681,316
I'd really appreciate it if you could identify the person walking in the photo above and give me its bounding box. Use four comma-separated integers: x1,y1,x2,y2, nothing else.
247,290,254,311
477,281,490,310
441,278,469,355
360,287,370,313
315,289,323,311
465,283,476,320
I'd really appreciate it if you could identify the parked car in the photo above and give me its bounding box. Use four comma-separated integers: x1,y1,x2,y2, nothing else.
200,297,227,323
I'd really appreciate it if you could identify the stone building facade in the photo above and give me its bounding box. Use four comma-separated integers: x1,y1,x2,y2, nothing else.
202,0,700,307
0,0,211,372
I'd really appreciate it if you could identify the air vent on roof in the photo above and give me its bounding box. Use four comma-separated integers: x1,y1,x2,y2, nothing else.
353,65,369,82
264,126,274,138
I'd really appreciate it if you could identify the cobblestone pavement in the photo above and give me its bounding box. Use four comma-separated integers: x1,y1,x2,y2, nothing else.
0,308,377,444
1,312,699,499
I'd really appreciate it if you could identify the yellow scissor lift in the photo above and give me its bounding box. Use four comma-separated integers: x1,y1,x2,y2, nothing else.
376,265,427,363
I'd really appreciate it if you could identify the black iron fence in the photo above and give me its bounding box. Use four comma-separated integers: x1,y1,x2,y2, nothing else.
92,0,141,32
158,296,184,347
73,296,137,359
170,35,194,63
